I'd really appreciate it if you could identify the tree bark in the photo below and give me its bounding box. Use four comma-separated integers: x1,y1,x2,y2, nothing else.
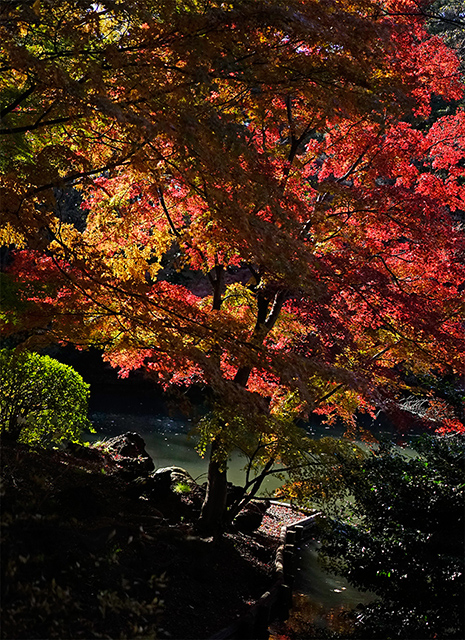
196,286,287,536
196,438,228,537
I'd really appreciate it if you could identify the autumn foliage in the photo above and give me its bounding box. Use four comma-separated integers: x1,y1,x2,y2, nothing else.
1,0,464,527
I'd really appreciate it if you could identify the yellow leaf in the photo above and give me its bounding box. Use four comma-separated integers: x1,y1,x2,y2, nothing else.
0,224,26,248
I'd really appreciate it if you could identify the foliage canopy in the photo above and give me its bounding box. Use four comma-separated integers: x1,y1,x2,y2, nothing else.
1,0,464,528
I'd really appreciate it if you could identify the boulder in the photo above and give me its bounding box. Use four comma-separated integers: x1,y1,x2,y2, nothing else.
152,466,199,494
127,466,205,522
128,466,201,499
233,500,270,534
104,432,154,478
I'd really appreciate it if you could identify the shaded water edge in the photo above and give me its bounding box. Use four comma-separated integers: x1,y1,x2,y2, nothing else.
85,407,417,498
282,539,377,637
268,518,378,640
84,409,412,640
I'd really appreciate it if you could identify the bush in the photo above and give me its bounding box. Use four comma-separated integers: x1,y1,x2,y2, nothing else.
320,434,465,639
0,349,92,445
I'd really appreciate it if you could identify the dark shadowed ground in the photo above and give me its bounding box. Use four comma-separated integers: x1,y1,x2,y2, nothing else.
1,441,304,639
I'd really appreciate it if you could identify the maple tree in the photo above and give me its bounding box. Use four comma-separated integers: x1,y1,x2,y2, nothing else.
1,0,464,533
426,0,465,64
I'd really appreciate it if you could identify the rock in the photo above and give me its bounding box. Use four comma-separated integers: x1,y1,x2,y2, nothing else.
104,432,154,478
233,500,270,534
127,471,171,500
126,476,157,499
127,466,205,523
128,466,199,501
152,466,199,494
105,432,149,458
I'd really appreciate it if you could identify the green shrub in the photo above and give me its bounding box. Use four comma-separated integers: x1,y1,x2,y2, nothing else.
320,434,465,639
0,349,92,446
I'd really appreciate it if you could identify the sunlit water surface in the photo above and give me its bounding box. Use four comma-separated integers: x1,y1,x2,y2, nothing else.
87,411,287,490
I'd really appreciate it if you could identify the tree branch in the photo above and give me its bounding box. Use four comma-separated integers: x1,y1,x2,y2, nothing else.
157,188,181,237
0,115,79,135
0,83,37,120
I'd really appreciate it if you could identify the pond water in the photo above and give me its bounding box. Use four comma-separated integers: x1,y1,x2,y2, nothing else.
86,409,409,490
87,410,287,491
294,538,376,610
268,538,378,638
87,411,209,480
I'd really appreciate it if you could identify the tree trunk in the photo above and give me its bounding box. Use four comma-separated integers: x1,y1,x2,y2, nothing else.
196,439,228,537
196,287,287,536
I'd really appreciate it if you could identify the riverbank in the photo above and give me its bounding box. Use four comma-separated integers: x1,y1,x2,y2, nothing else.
0,440,306,640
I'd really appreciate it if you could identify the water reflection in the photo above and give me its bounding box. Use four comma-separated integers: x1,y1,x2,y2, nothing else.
294,539,376,609
270,539,377,639
270,593,358,638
